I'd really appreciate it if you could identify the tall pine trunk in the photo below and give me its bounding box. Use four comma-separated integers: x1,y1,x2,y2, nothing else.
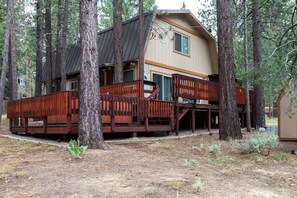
217,0,242,140
0,0,13,124
60,0,68,91
252,0,265,128
55,0,63,91
243,0,251,132
113,0,123,83
45,0,52,94
138,0,144,80
35,0,43,96
79,0,108,149
9,3,18,101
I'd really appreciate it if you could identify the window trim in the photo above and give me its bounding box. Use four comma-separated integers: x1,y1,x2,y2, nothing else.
173,31,190,57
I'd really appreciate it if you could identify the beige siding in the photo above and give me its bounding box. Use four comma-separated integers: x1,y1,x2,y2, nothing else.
279,92,297,140
144,17,214,77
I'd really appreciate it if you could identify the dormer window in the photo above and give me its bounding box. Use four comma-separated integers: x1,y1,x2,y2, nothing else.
174,32,189,55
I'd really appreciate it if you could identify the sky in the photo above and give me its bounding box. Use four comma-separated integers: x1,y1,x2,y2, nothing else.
155,0,206,18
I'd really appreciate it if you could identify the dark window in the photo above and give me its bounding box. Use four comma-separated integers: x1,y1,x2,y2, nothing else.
71,81,78,90
174,32,189,55
123,70,134,82
153,73,172,101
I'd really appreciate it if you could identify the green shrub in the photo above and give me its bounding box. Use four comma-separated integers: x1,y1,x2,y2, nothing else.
271,152,292,161
67,140,87,159
192,178,203,191
208,144,221,154
232,133,279,156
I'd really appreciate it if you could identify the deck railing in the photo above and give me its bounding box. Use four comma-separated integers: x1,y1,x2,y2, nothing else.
100,80,159,99
172,74,255,106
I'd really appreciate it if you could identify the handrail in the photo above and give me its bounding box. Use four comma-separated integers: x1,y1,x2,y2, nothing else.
172,74,255,106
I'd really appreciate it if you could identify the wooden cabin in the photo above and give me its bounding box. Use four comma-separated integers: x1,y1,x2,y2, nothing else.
276,79,297,141
7,10,255,136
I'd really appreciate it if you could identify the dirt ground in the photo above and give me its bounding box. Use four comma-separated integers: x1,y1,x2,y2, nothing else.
1,127,297,198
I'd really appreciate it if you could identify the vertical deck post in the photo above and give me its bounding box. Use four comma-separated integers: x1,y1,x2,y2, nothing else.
175,98,179,136
67,93,72,133
43,116,48,133
191,100,196,133
24,118,28,133
208,107,211,131
111,96,115,132
9,119,12,132
145,99,149,132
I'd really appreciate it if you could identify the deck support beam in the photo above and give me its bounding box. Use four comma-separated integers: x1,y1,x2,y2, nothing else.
175,98,179,136
43,116,48,133
208,108,211,131
191,100,196,133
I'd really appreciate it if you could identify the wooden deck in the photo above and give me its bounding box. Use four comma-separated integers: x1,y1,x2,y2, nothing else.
7,74,255,136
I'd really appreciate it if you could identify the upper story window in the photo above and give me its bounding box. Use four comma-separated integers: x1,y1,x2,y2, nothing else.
71,80,78,91
174,32,189,55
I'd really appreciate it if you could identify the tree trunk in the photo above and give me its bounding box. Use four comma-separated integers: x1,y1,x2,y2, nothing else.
113,0,123,83
217,0,242,140
78,0,108,150
45,0,52,94
243,0,251,132
9,4,18,101
35,0,43,96
252,0,266,128
0,0,13,124
60,0,68,91
138,0,144,80
55,0,63,91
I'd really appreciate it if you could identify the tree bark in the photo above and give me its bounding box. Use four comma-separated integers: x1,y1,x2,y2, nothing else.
78,0,108,150
35,0,43,96
252,0,266,128
243,0,251,132
217,0,242,140
60,0,68,91
113,0,123,83
9,2,18,101
55,0,63,91
138,0,144,80
0,0,13,124
45,0,52,94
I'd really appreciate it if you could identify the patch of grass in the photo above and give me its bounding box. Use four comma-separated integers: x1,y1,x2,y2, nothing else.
208,156,238,165
146,188,161,196
46,146,57,152
0,147,7,155
184,158,198,166
15,140,30,145
221,168,234,176
250,154,265,163
0,163,16,180
271,152,292,161
169,180,182,190
192,178,203,191
14,171,28,178
291,160,297,166
159,143,171,150
266,118,278,126
0,163,27,180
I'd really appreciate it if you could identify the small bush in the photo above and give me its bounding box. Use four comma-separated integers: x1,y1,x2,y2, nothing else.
208,144,221,154
192,178,203,191
231,133,279,156
67,140,87,159
184,158,198,166
271,152,292,161
208,156,238,165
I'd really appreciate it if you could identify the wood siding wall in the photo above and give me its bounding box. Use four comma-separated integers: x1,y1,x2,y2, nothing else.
279,92,297,140
144,17,214,79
